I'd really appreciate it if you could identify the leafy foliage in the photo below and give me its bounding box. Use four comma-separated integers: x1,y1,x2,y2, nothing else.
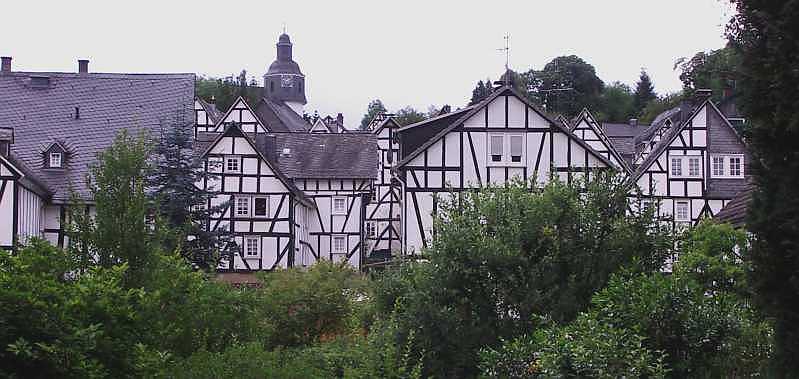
596,81,636,122
374,175,673,377
359,99,388,130
676,46,739,101
523,55,604,117
634,70,658,116
639,92,683,125
728,0,799,373
195,71,262,112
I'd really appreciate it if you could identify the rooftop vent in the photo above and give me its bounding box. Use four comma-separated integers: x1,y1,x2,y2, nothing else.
281,148,291,157
30,76,51,88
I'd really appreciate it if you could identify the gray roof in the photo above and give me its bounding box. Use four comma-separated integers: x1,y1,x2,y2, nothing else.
262,133,378,179
197,98,223,123
0,71,195,201
714,184,752,228
255,98,309,133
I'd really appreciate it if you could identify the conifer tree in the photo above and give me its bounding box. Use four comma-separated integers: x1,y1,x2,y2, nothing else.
147,117,232,270
633,70,657,116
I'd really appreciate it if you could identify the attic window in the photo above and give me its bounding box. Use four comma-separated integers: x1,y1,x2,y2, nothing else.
49,152,62,168
30,76,50,88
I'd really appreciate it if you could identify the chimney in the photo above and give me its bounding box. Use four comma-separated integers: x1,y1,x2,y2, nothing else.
78,59,89,74
629,118,638,127
0,127,13,157
336,113,344,133
1,56,11,73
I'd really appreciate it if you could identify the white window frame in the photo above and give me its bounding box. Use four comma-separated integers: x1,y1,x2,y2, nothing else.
244,236,259,257
710,154,744,179
332,235,346,254
253,196,269,218
366,221,377,238
332,196,347,215
675,200,690,222
225,156,240,173
670,155,702,178
688,157,701,177
49,152,62,168
670,157,683,177
487,133,525,166
235,196,250,217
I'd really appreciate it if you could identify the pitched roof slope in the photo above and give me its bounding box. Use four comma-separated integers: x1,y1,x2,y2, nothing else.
255,98,309,132
714,184,752,229
0,71,195,201
262,133,378,179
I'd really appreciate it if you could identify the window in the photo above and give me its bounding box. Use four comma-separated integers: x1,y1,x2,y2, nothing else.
245,237,259,257
509,135,524,163
235,197,250,217
332,196,347,215
225,156,240,172
670,157,682,177
254,197,269,217
366,222,377,238
711,154,744,178
729,156,743,177
49,152,62,168
675,201,690,222
490,135,503,162
712,156,724,177
332,235,346,254
688,157,701,177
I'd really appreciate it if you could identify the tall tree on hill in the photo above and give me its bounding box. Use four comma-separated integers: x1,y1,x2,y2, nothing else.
195,71,262,112
633,70,657,116
469,79,492,105
676,46,739,101
597,82,635,122
393,106,427,126
524,55,604,117
147,117,233,271
359,99,388,130
728,0,799,374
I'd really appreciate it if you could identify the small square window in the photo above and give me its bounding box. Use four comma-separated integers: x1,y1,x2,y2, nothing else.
254,197,269,217
670,157,682,177
366,222,377,238
245,237,259,257
332,235,346,254
332,197,347,215
49,152,62,168
712,156,724,177
675,201,690,222
688,157,701,177
729,156,743,177
225,157,240,172
235,197,250,217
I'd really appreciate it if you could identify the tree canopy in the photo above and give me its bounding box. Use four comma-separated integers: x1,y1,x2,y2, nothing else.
359,99,388,130
633,70,657,116
523,55,604,117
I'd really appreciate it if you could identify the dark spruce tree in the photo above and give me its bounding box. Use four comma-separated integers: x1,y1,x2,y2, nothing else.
469,80,492,105
148,117,232,270
633,70,657,116
728,0,799,374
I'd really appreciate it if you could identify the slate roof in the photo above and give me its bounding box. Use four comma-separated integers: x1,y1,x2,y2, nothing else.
0,71,195,202
255,98,309,133
603,122,648,163
261,133,378,179
197,98,223,123
714,184,752,229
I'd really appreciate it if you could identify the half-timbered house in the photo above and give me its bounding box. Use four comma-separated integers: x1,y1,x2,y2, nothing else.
364,115,403,261
570,108,630,172
626,92,749,231
0,56,194,250
395,85,615,253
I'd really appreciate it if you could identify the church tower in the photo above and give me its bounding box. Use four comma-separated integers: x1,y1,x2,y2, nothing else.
263,33,307,114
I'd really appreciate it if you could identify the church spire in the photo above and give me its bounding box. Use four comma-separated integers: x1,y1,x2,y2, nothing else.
264,32,307,110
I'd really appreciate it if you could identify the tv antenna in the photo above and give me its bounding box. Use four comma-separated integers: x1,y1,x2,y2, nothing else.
497,34,510,71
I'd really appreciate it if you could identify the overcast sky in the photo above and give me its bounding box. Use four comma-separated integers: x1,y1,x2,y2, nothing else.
2,0,734,127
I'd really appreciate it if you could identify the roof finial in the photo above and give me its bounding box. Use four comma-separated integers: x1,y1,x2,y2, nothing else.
282,22,287,34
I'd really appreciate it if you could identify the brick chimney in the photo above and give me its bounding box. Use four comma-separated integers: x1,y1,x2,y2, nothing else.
1,57,11,73
78,59,89,74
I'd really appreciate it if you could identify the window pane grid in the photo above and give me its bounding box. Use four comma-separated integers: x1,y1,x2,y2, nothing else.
688,157,700,177
235,197,249,216
670,158,682,176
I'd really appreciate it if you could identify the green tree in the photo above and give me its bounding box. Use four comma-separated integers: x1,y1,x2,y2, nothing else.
597,81,636,122
360,99,388,130
69,130,155,287
675,46,739,101
469,79,492,105
195,72,262,112
148,118,232,270
375,175,673,377
393,106,427,126
639,92,683,125
524,55,604,117
633,70,657,115
728,0,799,373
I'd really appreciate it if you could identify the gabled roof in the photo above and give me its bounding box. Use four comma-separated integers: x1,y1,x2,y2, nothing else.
396,85,615,169
0,71,195,201
214,96,268,133
371,116,401,135
254,98,309,132
263,133,378,179
196,98,223,123
198,124,314,207
714,184,752,229
572,108,630,172
309,118,332,133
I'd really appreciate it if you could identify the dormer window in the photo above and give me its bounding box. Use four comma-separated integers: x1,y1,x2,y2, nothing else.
49,152,62,168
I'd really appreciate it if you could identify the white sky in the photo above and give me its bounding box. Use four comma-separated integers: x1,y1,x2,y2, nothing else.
1,0,734,128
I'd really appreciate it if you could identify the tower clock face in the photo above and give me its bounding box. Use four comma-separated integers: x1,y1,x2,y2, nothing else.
281,75,293,88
